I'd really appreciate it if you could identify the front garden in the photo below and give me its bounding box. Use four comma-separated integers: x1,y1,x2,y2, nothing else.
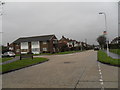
1,57,48,74
27,50,84,56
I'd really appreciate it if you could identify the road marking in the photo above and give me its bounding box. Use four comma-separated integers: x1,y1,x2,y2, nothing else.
97,62,104,90
101,82,104,85
99,79,103,82
99,72,102,75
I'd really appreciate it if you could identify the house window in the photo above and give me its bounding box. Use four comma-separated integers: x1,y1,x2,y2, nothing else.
31,41,39,48
43,42,47,44
53,48,55,52
32,41,39,45
21,42,28,49
31,41,40,54
69,42,73,45
43,48,47,51
21,49,28,54
9,47,13,50
16,44,19,47
53,40,58,44
32,48,39,52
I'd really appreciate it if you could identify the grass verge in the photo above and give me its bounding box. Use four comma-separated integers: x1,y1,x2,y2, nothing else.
33,50,83,56
54,51,81,55
16,50,86,56
109,49,120,55
98,50,120,66
1,57,48,74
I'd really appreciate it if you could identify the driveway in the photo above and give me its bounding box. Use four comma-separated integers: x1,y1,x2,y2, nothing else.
2,50,118,88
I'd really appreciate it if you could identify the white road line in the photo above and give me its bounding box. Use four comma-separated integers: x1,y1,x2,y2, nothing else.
99,72,102,75
99,79,103,82
97,62,104,90
101,82,104,85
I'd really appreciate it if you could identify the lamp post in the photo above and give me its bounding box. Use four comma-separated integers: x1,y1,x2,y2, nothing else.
99,12,109,56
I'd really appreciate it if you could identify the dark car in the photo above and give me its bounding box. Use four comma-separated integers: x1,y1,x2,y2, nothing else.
94,47,99,50
2,51,15,57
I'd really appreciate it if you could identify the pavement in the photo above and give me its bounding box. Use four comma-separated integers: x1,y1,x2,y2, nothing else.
0,56,20,65
2,50,118,88
104,50,120,59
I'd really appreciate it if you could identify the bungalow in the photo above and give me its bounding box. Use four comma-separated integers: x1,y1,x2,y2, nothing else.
8,34,59,54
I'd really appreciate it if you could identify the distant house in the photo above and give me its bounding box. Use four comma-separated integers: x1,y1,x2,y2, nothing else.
110,36,120,49
58,36,70,51
67,39,81,50
1,45,9,54
8,34,59,54
111,37,120,44
58,36,82,51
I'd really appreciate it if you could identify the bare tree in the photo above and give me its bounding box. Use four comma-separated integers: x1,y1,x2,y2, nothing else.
0,1,5,15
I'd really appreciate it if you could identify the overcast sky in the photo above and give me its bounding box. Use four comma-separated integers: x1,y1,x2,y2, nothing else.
1,2,118,45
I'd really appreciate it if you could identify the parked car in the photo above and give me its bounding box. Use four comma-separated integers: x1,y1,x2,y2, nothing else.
2,51,15,57
94,47,99,50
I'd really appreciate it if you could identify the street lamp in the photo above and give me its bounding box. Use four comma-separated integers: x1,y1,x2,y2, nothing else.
99,12,109,56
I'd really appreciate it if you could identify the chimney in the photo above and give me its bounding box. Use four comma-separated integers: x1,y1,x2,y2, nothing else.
7,43,9,47
62,36,65,38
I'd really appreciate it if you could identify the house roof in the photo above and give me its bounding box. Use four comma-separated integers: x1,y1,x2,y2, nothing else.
111,36,120,44
13,34,56,44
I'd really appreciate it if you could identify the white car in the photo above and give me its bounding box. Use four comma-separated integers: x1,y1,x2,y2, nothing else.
2,51,15,57
94,47,99,50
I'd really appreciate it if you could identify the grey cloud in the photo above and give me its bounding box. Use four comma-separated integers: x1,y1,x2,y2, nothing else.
2,2,118,45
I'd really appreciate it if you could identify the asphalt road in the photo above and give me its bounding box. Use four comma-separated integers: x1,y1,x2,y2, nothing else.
2,50,118,88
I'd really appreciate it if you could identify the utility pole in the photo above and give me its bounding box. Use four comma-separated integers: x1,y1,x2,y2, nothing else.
85,38,87,49
81,42,82,51
99,12,109,56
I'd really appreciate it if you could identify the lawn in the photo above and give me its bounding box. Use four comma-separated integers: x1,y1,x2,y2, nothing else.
1,57,48,73
54,51,81,55
109,49,120,55
33,50,82,56
98,50,120,66
0,57,14,63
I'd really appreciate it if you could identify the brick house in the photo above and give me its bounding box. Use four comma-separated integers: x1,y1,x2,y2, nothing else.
8,35,59,54
58,36,82,51
67,39,81,50
111,37,120,44
58,36,70,51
